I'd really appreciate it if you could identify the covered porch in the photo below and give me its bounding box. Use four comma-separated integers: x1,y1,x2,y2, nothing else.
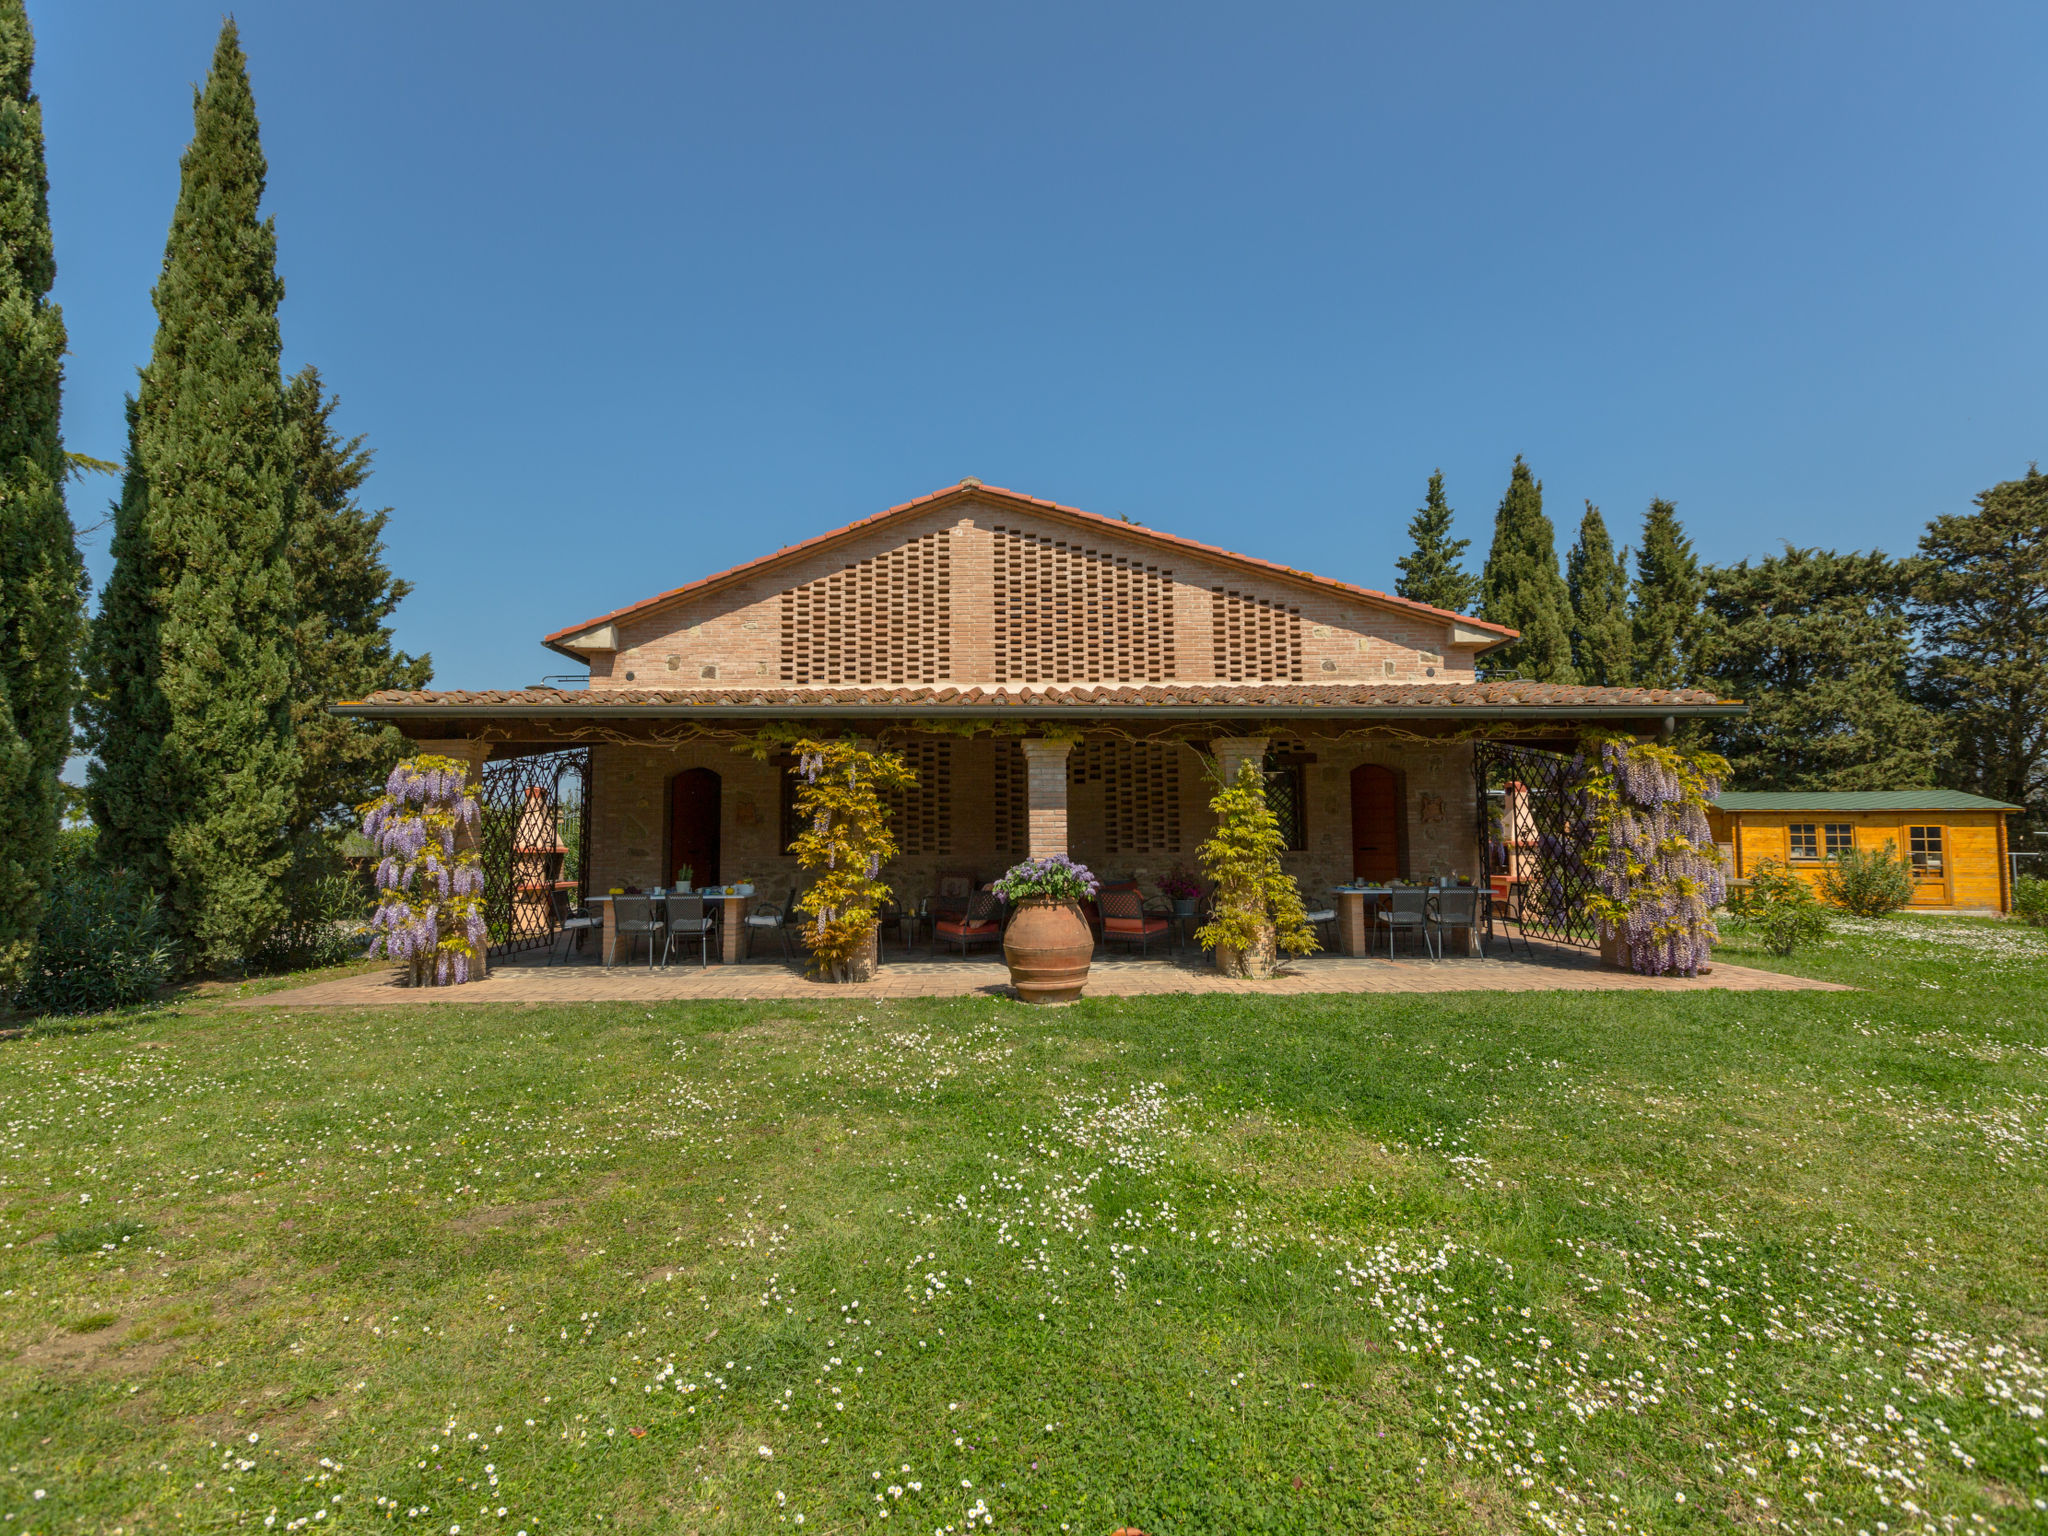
331,684,1748,985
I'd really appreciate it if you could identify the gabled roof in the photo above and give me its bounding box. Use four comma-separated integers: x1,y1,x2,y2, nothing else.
542,480,1520,660
1712,790,2022,813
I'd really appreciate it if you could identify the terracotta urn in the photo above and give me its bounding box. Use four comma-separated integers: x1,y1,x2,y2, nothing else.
828,925,880,984
1003,897,1094,1005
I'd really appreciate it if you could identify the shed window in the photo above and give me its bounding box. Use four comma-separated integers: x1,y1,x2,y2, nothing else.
1787,823,1820,860
1907,825,1944,875
1823,823,1854,856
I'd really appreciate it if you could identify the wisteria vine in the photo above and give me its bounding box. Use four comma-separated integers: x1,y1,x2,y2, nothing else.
1579,734,1729,976
361,755,487,986
787,739,915,981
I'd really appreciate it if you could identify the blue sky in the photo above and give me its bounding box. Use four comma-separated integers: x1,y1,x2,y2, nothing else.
34,0,2048,690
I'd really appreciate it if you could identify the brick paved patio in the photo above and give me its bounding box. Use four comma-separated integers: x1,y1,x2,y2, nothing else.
239,939,1845,1007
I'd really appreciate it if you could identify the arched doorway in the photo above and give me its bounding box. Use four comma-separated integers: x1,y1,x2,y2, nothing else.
1350,764,1403,882
669,768,721,887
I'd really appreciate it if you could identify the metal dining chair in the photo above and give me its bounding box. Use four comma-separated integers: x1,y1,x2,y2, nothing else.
609,893,663,969
1304,897,1338,952
1376,886,1431,959
547,887,601,966
1426,886,1484,960
662,893,716,967
744,890,797,962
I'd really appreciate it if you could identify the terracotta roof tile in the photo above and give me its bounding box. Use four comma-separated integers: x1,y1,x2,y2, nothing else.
349,681,1736,711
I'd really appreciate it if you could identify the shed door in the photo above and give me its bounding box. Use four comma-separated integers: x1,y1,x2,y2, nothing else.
1350,765,1401,882
669,768,721,887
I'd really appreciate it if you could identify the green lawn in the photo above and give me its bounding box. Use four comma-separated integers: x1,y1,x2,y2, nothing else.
2,920,2045,1535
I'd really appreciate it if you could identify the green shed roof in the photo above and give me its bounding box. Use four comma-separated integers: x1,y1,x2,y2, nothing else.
1711,790,2022,813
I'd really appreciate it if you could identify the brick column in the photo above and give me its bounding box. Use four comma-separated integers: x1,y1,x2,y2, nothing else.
410,738,491,979
1209,735,1270,791
1019,738,1075,858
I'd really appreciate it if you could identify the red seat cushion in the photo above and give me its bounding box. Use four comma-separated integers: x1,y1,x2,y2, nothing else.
935,918,997,938
1103,916,1169,936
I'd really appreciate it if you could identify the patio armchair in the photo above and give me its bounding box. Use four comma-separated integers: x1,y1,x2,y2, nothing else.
609,893,664,969
1098,888,1171,957
1426,886,1484,960
932,889,1003,958
1375,886,1430,959
547,887,602,966
662,893,716,967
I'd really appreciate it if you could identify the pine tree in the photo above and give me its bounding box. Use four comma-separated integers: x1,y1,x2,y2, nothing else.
0,0,85,990
1699,547,1935,790
283,365,430,843
1913,467,2048,835
1479,456,1576,682
1565,500,1631,687
1394,470,1482,614
1632,498,1706,688
78,20,298,970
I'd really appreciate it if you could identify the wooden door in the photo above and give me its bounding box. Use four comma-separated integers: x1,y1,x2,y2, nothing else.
668,768,721,887
1350,764,1401,881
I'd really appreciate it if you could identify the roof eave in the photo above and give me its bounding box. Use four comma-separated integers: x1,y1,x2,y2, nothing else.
333,700,1748,723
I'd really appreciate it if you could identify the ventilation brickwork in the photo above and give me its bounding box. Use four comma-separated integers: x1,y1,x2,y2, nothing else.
883,739,953,856
1211,587,1303,682
991,526,1175,684
1070,741,1182,855
780,530,952,684
991,741,1028,860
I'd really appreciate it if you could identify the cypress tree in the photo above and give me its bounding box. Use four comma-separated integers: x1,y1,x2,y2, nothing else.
1479,456,1576,682
1913,467,2048,834
1700,547,1934,790
1631,498,1706,688
0,0,85,988
283,365,431,843
79,20,298,970
1565,500,1631,687
1394,470,1482,614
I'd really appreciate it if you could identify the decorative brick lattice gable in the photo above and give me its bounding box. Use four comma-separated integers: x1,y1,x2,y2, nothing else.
779,529,952,685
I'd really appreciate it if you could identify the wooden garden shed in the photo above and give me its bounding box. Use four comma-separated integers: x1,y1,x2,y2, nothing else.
1709,790,2021,914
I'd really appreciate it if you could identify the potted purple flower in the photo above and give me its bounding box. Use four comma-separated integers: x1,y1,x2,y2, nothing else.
990,854,1101,1005
1157,864,1202,919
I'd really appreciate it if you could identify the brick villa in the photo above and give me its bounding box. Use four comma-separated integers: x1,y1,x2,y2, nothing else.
338,480,1742,951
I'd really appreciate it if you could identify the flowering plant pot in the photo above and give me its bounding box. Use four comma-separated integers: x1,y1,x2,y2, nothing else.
1002,897,1094,1004
1171,898,1197,919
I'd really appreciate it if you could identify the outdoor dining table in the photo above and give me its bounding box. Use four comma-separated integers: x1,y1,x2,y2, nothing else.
588,890,755,966
1329,884,1492,957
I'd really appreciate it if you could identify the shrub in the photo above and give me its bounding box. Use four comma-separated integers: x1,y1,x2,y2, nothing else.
251,863,375,973
1727,858,1831,956
2013,874,2048,927
1816,841,1914,917
1580,736,1727,976
7,831,175,1016
363,756,486,985
788,740,914,981
1195,760,1317,978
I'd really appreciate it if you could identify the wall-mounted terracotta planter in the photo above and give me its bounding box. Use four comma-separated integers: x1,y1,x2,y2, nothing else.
1003,897,1094,1004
